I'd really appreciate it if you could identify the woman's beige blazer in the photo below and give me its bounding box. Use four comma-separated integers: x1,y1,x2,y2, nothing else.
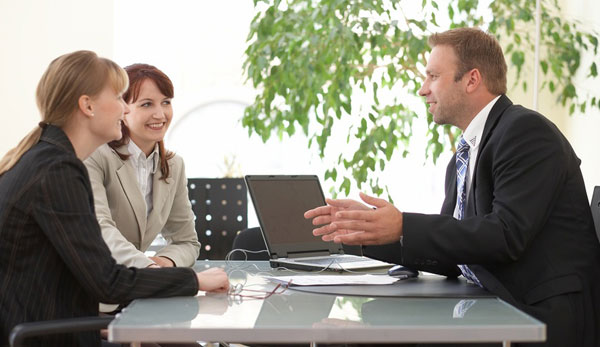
84,144,200,268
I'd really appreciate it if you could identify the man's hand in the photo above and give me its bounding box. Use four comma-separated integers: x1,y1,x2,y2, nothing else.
149,256,175,267
304,197,370,237
305,192,403,246
196,267,229,293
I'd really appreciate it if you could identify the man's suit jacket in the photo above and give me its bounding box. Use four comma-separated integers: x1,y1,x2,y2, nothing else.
0,126,198,346
365,95,600,346
84,144,200,268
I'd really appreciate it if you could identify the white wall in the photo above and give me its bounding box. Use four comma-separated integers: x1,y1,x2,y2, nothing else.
112,0,256,120
0,0,114,157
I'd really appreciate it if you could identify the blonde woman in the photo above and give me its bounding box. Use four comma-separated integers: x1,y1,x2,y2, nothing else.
0,51,228,347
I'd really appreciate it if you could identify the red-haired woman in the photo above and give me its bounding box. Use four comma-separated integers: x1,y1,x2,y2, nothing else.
85,64,199,273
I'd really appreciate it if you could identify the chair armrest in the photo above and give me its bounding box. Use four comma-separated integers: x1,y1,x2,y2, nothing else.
10,316,113,347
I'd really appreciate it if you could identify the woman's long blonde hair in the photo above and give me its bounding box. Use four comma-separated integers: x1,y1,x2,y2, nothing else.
0,50,128,175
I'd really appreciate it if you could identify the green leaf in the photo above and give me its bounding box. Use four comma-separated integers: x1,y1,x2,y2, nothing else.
341,177,351,196
507,18,515,33
511,51,525,67
505,43,514,54
540,60,548,75
448,4,455,20
286,123,296,136
564,83,576,99
511,51,525,77
590,62,598,77
587,34,598,54
369,113,377,123
325,168,338,181
373,82,380,105
514,33,521,45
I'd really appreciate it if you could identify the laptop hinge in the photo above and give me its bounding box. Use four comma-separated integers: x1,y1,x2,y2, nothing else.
286,250,332,259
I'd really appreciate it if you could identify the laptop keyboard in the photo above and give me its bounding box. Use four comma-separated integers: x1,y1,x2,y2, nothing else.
298,256,365,265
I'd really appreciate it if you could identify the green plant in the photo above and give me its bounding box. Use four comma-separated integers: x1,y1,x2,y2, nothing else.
243,0,599,199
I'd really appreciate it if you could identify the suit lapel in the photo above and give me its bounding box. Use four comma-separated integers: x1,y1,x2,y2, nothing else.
441,156,458,215
465,187,476,217
466,94,513,218
115,150,147,235
40,125,76,155
477,95,512,155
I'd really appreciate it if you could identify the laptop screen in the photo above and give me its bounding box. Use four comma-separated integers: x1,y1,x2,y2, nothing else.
245,175,343,258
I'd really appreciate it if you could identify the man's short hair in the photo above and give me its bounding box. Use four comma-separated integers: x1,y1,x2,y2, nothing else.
429,27,507,95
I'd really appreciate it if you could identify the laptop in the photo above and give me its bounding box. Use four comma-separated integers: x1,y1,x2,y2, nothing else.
245,175,392,271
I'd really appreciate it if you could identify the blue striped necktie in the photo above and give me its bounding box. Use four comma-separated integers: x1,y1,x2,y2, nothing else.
456,137,469,220
455,136,483,287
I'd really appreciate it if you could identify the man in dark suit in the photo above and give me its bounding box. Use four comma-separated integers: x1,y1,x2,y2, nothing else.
305,27,600,346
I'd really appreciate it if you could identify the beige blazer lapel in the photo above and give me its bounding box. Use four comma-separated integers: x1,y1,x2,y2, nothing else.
115,158,147,237
143,169,170,250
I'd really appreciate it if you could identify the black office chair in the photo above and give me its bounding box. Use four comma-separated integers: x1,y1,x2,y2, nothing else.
9,316,113,347
188,178,247,259
230,227,269,260
591,186,600,243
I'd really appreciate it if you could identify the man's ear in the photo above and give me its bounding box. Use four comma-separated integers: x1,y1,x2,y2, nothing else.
465,68,482,94
78,95,94,118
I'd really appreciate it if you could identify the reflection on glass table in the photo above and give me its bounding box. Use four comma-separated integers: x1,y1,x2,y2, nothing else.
109,261,545,345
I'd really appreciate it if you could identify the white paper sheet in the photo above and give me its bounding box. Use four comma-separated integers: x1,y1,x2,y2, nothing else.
265,274,399,286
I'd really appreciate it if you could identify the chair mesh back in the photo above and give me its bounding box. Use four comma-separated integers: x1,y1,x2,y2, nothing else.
188,178,247,259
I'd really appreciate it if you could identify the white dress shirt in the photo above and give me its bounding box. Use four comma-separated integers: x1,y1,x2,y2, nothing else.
453,95,501,219
127,141,159,216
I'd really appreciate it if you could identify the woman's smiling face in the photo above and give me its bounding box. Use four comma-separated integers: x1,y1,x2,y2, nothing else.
123,78,173,155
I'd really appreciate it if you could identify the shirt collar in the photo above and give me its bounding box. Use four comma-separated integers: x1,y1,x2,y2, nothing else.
462,95,501,150
127,140,159,173
39,124,76,155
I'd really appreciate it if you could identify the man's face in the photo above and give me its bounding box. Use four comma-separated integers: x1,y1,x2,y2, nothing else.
418,45,468,128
